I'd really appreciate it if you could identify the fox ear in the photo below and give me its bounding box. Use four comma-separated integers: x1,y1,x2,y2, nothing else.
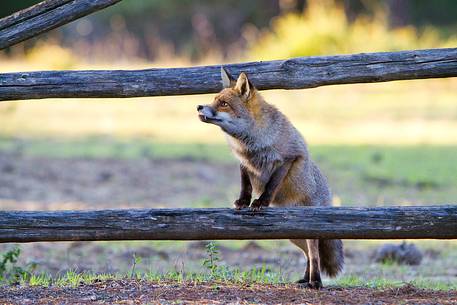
235,72,253,100
221,67,235,88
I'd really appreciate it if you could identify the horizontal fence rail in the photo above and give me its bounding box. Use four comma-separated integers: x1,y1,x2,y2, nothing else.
0,0,122,50
1,206,456,243
1,48,456,101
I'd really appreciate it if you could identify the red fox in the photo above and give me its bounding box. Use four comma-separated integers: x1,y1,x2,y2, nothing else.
197,68,343,289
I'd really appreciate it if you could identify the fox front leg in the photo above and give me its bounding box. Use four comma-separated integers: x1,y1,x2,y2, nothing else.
234,165,252,209
250,158,295,211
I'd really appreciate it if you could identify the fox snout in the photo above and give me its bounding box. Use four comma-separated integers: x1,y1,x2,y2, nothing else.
197,105,218,123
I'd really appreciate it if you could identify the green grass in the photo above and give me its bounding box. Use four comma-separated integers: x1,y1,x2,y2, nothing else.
3,137,457,185
1,241,456,290
0,136,232,162
26,271,119,288
8,267,285,288
7,269,457,291
2,136,457,206
0,242,285,287
1,137,456,289
410,277,457,291
28,273,52,287
313,145,457,188
334,274,457,291
11,269,457,290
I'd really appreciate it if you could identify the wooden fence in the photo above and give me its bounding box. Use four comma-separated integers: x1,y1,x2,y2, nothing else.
0,0,456,243
0,0,121,50
1,206,456,243
1,48,457,101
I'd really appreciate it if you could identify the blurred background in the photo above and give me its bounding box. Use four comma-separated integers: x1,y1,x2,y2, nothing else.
0,0,456,288
2,0,457,63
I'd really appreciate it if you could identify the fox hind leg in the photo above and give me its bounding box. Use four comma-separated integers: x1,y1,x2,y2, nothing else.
296,259,310,284
306,239,322,289
290,239,311,285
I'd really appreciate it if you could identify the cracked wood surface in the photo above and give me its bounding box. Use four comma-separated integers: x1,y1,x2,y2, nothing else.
1,206,456,243
1,48,456,101
0,0,122,50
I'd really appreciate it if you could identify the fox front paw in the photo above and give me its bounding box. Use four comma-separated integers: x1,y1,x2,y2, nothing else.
249,199,269,211
233,198,250,210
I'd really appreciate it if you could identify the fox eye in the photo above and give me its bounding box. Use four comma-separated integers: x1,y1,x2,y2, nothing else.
220,101,229,107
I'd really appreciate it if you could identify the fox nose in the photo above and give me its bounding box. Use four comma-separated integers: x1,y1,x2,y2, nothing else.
197,105,204,111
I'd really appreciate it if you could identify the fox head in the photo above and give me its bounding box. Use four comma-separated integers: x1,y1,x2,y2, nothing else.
197,67,261,137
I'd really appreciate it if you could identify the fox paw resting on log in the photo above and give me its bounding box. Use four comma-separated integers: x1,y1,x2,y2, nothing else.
197,67,344,289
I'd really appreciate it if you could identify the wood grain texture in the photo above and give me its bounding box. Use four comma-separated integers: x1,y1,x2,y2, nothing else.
1,48,456,101
0,0,71,31
1,206,456,243
0,0,122,50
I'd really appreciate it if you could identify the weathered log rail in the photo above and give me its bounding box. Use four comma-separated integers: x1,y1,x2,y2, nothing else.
1,206,456,243
0,0,122,50
1,47,457,101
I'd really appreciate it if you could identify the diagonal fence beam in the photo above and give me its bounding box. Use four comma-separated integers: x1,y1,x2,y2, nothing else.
0,0,72,31
1,206,456,243
0,48,456,101
0,0,122,50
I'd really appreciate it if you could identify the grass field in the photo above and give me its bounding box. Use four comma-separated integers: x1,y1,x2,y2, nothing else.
1,137,457,205
1,137,456,291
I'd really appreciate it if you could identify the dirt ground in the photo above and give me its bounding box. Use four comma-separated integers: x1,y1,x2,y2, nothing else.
0,153,239,210
1,280,456,305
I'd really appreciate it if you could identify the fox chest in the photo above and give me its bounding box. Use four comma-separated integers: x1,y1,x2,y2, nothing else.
228,142,282,193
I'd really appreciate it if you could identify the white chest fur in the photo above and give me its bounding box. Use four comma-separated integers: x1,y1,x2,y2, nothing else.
226,135,282,180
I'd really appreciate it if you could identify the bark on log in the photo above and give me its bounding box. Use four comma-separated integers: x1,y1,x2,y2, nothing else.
0,48,456,101
1,206,456,243
0,0,122,50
